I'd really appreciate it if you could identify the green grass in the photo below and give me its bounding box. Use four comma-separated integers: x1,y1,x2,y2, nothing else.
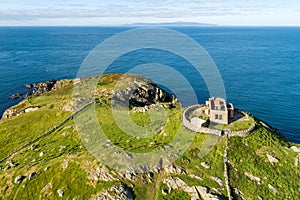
1,74,299,200
228,124,300,199
0,109,70,159
229,116,254,131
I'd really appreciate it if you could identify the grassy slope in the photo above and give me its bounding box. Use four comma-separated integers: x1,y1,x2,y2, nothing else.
0,74,299,199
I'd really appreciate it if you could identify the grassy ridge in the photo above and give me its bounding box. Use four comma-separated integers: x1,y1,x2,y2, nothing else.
0,74,299,199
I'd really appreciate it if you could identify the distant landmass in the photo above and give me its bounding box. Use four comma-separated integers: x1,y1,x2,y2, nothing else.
123,22,217,27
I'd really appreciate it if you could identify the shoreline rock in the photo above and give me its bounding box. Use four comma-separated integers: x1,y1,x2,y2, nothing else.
10,93,23,99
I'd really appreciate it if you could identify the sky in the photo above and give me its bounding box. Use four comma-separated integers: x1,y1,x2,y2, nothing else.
0,0,299,26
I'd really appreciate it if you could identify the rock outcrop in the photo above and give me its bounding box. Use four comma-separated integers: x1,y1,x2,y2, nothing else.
112,75,177,107
94,183,134,200
266,154,279,164
2,79,71,120
163,177,221,200
14,175,25,184
10,93,23,99
244,172,262,185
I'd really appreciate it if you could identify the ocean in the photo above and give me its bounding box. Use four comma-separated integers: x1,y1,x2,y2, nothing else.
0,26,299,143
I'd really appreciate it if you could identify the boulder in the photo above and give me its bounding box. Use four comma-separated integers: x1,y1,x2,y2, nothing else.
244,172,261,185
57,189,64,197
266,154,279,163
291,146,300,153
189,174,203,181
24,84,33,88
162,189,168,195
7,160,16,168
210,176,224,187
201,162,211,169
25,107,39,113
29,172,37,180
268,184,279,194
195,186,221,200
59,146,66,151
10,93,23,99
15,175,25,184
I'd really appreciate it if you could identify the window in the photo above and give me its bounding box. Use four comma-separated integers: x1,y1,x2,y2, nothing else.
219,115,222,120
215,114,218,120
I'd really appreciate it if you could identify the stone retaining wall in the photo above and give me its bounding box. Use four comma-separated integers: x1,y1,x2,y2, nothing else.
225,111,256,137
183,106,256,137
182,105,222,136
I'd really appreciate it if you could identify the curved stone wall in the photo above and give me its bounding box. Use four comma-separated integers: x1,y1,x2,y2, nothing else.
182,105,222,136
183,105,256,137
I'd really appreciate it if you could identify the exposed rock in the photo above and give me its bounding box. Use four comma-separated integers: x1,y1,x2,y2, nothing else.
268,184,279,194
189,174,203,181
163,163,186,174
201,162,211,169
1,108,21,120
24,107,39,113
41,182,52,192
125,152,133,160
162,189,169,195
29,172,37,180
10,93,23,99
112,75,177,108
244,172,261,185
62,160,68,170
31,80,57,96
59,146,66,151
25,84,33,88
291,146,300,153
258,195,263,200
94,182,134,200
233,188,246,200
2,79,71,120
30,144,36,150
89,166,117,182
15,175,25,184
163,177,221,200
295,154,299,167
210,176,224,187
195,186,221,200
57,189,64,197
7,160,16,168
266,154,279,163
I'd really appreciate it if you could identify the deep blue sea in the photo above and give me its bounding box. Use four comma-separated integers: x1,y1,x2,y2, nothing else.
0,26,299,143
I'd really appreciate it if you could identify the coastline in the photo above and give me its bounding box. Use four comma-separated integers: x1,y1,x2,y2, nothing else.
1,74,296,145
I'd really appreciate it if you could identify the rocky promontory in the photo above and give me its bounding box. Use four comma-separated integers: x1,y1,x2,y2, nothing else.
2,79,72,119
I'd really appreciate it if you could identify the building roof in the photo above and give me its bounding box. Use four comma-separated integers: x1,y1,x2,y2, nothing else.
209,97,227,111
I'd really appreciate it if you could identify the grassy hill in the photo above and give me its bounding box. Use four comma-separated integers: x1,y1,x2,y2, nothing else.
0,74,299,199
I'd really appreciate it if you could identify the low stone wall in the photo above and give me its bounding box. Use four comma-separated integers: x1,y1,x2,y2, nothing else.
183,105,256,137
0,102,94,163
225,121,256,137
182,105,222,136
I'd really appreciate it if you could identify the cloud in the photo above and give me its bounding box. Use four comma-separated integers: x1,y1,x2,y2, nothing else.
0,3,259,21
0,0,298,25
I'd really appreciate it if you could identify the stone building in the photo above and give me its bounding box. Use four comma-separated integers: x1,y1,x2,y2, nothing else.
205,97,234,125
